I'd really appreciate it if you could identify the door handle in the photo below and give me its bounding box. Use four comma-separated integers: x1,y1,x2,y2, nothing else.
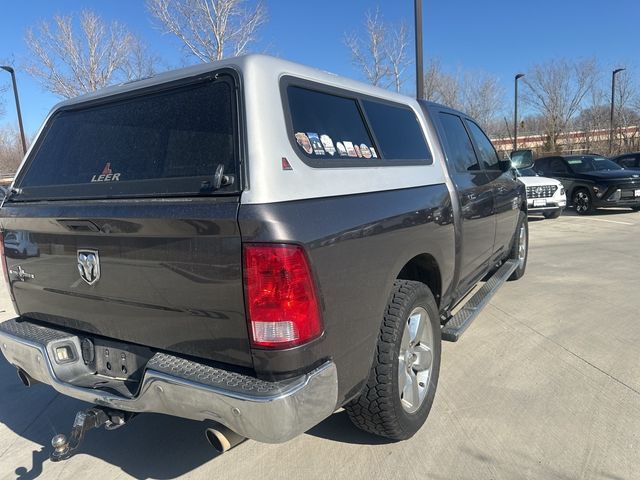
466,193,477,201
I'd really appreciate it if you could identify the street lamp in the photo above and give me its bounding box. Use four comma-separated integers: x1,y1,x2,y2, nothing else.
513,73,525,151
609,67,626,154
414,0,424,100
0,66,27,155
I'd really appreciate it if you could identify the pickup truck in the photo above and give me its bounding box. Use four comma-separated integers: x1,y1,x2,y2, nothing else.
0,55,529,459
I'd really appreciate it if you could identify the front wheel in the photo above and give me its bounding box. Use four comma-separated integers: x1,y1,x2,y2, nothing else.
345,280,441,440
573,189,593,215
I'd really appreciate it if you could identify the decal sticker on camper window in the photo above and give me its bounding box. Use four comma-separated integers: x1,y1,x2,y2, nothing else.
343,141,357,157
320,135,336,156
307,133,325,155
295,132,313,155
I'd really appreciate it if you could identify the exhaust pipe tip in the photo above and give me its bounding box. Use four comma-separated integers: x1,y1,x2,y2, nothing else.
17,367,38,387
205,425,245,454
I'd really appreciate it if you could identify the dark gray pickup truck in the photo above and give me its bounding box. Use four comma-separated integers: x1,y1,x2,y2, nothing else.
0,55,529,459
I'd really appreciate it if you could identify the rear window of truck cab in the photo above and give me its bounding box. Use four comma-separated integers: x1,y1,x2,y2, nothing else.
14,73,239,201
284,80,432,167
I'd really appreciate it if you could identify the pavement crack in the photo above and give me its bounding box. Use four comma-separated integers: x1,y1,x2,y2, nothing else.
490,304,640,398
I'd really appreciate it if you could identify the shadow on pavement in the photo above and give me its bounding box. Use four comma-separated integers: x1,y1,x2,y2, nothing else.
0,354,389,479
0,358,223,479
305,410,394,446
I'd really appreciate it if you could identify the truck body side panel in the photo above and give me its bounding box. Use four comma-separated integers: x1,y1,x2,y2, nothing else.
238,184,455,405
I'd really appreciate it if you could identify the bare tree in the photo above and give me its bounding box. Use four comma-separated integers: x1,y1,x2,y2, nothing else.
423,61,504,130
424,59,444,102
0,126,24,174
345,9,389,88
0,83,7,119
613,69,640,153
458,73,504,128
25,10,157,98
147,0,267,63
522,58,597,152
383,21,410,93
345,8,411,92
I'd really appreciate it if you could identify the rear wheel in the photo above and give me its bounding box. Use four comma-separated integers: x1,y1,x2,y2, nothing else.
345,280,441,440
573,189,593,215
543,209,562,219
508,211,528,281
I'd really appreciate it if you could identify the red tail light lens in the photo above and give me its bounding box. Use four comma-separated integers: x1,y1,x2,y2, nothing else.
243,244,322,348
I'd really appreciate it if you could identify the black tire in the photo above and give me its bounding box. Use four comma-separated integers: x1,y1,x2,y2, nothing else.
543,209,562,219
508,211,528,281
345,280,441,441
573,188,593,215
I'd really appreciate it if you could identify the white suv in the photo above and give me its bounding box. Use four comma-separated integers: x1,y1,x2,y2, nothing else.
516,167,567,219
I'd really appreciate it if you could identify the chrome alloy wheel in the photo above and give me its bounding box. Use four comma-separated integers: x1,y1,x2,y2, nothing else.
517,223,527,266
398,306,434,414
574,191,590,214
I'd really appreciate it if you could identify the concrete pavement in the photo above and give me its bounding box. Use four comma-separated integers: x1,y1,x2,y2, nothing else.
0,209,639,479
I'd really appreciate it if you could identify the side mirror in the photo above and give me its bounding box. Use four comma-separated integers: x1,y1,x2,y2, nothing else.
510,149,534,170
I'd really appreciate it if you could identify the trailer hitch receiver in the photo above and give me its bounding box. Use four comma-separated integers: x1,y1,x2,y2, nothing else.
50,406,134,462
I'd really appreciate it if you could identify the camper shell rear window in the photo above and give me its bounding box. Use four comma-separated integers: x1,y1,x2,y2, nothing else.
13,71,240,201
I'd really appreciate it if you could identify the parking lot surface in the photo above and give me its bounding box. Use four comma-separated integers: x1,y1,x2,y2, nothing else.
1,209,639,480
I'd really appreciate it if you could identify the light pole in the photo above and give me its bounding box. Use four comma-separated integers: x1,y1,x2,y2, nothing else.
414,0,424,100
513,73,525,151
0,66,27,155
609,67,625,154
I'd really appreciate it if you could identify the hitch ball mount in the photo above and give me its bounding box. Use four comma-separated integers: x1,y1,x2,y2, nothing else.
50,406,134,462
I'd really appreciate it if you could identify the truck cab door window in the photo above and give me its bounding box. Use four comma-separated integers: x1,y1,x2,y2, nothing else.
436,111,495,292
465,119,520,262
464,120,501,172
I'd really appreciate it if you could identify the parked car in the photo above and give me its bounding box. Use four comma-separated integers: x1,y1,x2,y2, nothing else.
515,166,566,219
610,152,640,171
3,230,39,258
533,154,640,214
0,55,529,460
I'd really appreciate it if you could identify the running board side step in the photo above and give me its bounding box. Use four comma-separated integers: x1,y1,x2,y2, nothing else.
441,260,518,342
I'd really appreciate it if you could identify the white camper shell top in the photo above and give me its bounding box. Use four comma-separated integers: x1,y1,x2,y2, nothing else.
19,54,447,205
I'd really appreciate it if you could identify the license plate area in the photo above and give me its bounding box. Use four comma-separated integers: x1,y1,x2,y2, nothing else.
635,189,640,198
81,337,153,383
533,199,547,207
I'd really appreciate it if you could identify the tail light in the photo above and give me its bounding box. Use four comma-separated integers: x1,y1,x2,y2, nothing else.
243,244,322,348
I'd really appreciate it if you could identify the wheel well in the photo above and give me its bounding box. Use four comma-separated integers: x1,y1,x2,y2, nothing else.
397,254,442,306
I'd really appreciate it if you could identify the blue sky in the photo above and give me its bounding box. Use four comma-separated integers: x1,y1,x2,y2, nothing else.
0,0,638,134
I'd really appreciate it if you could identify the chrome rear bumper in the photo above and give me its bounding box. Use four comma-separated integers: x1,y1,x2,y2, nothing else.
0,318,338,443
